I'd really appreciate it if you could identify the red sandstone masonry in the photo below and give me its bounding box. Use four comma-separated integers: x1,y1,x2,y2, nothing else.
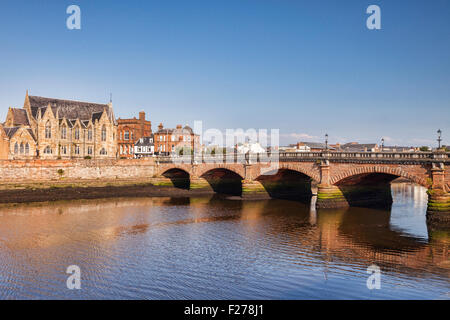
0,158,156,182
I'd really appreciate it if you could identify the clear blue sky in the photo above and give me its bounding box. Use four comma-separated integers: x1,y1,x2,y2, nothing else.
0,0,448,146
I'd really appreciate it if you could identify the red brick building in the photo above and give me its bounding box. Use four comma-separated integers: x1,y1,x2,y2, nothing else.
117,111,152,158
154,123,200,155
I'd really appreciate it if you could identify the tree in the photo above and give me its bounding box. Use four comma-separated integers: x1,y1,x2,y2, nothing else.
419,146,430,152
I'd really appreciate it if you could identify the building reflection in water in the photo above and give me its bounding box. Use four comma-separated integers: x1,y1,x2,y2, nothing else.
0,182,448,299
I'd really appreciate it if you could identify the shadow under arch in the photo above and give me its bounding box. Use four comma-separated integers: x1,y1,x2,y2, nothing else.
256,168,316,203
200,168,243,196
334,173,419,209
162,168,190,190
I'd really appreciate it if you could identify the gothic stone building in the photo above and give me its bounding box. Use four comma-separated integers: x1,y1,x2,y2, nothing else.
0,92,117,160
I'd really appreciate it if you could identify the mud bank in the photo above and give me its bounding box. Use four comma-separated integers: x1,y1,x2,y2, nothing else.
0,180,215,204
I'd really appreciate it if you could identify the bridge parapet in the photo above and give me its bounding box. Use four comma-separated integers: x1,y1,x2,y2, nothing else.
155,151,450,165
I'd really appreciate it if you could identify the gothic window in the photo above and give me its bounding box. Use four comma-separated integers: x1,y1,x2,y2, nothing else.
25,143,29,155
75,145,80,155
61,145,67,155
20,143,24,154
88,146,93,155
44,146,52,154
100,148,107,155
14,142,18,154
87,128,93,141
74,127,80,140
61,125,67,139
45,121,51,139
102,126,107,141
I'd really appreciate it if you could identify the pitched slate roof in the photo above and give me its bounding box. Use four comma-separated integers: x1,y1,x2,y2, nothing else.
28,95,113,122
11,108,29,126
4,127,20,138
135,135,154,147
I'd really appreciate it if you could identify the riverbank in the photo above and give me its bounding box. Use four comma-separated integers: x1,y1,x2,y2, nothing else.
0,179,214,204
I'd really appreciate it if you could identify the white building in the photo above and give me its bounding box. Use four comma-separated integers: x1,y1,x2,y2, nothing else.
134,136,154,158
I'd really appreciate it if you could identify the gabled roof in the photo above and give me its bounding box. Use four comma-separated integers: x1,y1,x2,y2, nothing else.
28,95,113,122
135,135,154,147
4,127,20,138
10,108,29,126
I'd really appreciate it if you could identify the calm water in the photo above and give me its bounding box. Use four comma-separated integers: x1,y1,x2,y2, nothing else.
0,183,448,300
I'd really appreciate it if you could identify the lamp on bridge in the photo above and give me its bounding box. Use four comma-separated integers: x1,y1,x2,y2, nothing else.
381,138,385,152
437,129,442,149
325,133,328,151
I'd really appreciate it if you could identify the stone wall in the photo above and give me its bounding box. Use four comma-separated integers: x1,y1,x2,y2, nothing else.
0,158,156,182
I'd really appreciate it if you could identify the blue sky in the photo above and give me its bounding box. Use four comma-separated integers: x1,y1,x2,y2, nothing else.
0,0,448,146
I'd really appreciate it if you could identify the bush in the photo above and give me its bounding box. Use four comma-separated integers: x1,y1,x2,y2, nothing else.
84,156,92,159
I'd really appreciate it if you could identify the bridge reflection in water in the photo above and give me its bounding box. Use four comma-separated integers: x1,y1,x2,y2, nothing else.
0,182,448,299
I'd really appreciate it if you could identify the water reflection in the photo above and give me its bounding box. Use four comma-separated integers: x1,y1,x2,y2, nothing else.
0,183,448,299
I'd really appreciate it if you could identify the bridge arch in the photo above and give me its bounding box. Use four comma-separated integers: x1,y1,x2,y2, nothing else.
199,168,244,196
161,167,191,189
255,168,315,202
330,166,429,188
258,162,320,183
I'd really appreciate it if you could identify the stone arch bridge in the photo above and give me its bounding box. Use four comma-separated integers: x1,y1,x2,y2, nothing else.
155,152,450,224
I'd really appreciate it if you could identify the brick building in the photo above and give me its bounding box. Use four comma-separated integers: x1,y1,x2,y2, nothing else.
0,92,117,160
117,111,152,158
154,123,200,155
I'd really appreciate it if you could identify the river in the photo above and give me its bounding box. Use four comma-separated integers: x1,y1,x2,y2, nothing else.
0,182,448,299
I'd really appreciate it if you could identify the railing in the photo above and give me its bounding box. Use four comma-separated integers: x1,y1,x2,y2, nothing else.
155,151,450,164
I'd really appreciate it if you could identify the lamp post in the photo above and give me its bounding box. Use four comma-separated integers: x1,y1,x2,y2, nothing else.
381,138,384,152
325,133,328,151
437,129,442,149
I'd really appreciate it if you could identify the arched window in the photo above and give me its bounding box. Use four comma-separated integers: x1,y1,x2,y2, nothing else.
61,125,67,139
74,126,80,140
102,126,107,141
100,148,107,155
14,142,18,154
45,121,51,139
75,145,80,155
25,143,29,154
20,143,24,154
44,146,52,154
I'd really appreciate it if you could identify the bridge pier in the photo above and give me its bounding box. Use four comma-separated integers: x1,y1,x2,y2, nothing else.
316,160,349,208
189,177,214,192
427,163,450,229
241,180,271,199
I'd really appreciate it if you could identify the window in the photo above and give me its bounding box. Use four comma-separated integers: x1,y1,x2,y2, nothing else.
25,143,29,155
88,146,93,155
74,127,80,140
45,121,51,139
61,145,67,155
100,148,107,155
102,126,107,141
124,131,129,141
44,146,52,154
75,145,80,155
14,142,18,154
130,131,133,140
87,128,93,141
61,125,67,139
20,143,24,154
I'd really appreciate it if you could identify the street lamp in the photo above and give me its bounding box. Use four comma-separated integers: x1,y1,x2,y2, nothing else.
325,133,328,151
381,138,384,152
437,129,442,149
